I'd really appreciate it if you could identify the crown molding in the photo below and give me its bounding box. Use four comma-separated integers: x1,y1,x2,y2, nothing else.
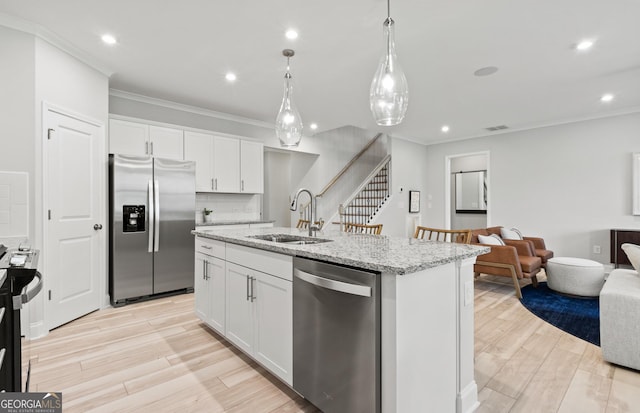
109,89,275,130
0,13,113,77
423,105,640,146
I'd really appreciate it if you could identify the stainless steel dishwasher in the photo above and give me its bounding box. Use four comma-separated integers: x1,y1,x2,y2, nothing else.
293,257,380,413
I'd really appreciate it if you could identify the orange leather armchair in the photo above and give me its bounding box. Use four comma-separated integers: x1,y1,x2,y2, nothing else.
522,236,553,267
471,227,542,299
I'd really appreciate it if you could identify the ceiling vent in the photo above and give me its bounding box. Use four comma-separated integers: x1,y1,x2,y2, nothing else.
485,125,509,132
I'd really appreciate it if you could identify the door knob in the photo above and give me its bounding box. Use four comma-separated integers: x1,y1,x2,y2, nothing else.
94,224,103,230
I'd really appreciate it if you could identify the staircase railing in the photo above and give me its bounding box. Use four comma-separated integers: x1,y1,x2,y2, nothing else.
317,132,384,197
298,132,386,222
336,155,391,229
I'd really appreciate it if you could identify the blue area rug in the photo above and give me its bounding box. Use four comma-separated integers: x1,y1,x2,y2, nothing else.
520,282,600,346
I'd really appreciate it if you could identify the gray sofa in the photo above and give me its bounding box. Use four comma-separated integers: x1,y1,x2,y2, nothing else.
600,268,640,370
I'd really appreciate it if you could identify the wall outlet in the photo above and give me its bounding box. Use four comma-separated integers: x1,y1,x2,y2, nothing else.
464,281,473,306
593,245,601,254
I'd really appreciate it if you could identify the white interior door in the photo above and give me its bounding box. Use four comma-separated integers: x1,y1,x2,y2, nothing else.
45,108,104,329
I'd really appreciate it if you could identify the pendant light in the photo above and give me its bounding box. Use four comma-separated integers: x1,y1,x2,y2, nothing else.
369,0,409,126
276,49,303,148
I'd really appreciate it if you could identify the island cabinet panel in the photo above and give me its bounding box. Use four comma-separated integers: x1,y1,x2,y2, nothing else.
194,239,293,385
225,261,293,385
194,252,209,323
253,270,292,384
225,263,255,354
206,257,226,333
226,244,292,281
381,261,468,413
194,238,226,335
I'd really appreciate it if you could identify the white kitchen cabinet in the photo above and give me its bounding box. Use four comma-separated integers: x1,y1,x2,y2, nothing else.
225,261,292,385
252,270,292,383
109,119,183,159
148,125,184,159
240,140,264,193
205,256,226,333
225,262,255,354
194,252,209,323
184,131,263,194
218,244,293,385
109,119,149,156
184,131,214,191
212,136,240,193
194,239,226,335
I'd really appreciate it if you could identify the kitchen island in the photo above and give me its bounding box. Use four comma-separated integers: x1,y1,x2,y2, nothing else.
192,227,489,413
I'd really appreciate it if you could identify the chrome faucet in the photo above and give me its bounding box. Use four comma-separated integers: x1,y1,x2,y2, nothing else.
290,188,319,236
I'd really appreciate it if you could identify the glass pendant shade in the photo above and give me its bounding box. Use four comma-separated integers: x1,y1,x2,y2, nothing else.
370,17,409,126
276,54,303,148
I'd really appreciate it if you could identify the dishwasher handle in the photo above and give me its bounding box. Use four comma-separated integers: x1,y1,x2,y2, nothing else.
294,268,371,297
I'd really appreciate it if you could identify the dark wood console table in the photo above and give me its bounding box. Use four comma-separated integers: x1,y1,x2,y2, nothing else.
611,229,640,268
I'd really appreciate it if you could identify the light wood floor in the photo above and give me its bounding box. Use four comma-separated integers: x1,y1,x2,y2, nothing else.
24,274,640,412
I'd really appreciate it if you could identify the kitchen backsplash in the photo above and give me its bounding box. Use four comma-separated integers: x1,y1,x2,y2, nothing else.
195,193,261,223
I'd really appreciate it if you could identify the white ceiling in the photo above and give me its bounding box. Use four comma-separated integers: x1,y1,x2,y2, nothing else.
1,0,639,144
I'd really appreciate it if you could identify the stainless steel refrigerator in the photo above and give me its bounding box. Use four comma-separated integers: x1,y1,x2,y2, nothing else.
109,154,195,306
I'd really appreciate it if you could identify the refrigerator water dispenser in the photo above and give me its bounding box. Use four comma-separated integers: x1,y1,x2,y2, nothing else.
123,205,145,232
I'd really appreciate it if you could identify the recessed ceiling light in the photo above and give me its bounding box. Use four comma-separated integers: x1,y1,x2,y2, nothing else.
600,93,614,102
441,125,450,133
225,72,237,82
309,123,318,130
576,40,594,51
285,30,298,40
474,66,499,77
101,34,117,45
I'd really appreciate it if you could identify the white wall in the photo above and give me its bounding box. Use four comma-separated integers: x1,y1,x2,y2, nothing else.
285,126,384,226
0,26,35,240
425,112,640,263
264,150,291,226
374,138,429,237
34,36,109,248
109,93,275,143
0,24,109,337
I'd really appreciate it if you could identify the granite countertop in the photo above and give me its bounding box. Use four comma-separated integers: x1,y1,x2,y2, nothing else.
195,220,276,227
192,226,489,275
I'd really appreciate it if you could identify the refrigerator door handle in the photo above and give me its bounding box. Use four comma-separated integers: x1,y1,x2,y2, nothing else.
154,180,160,252
148,179,154,253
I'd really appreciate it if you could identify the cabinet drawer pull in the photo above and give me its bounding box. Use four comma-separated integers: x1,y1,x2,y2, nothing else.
246,275,250,301
201,245,213,250
250,277,256,302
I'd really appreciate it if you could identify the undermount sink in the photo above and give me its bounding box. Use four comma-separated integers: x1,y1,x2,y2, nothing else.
248,233,333,245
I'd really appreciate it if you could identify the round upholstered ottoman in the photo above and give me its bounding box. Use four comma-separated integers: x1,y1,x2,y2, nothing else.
546,257,605,296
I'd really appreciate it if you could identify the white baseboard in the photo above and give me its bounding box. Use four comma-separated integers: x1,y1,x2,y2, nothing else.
457,380,480,413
